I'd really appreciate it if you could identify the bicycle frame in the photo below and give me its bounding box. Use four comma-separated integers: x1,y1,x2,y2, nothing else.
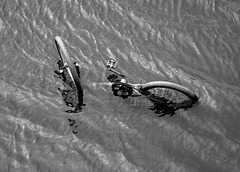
106,58,143,96
106,58,199,103
117,81,143,96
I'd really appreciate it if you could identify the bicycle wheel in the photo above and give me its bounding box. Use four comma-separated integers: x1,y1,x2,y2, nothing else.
140,81,199,108
54,36,83,101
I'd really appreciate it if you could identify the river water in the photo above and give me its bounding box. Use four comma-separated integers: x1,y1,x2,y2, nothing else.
0,0,240,172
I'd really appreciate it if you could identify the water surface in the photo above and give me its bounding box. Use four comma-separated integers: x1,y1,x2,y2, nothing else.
0,0,240,171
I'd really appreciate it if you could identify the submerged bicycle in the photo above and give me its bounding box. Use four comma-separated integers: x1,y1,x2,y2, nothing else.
54,36,199,110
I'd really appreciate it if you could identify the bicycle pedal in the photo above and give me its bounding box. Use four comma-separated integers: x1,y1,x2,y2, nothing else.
106,58,117,69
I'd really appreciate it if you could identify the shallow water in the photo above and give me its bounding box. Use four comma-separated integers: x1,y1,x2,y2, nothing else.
0,0,240,171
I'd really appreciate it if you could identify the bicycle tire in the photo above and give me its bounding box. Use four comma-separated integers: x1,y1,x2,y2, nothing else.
140,81,199,106
54,36,83,100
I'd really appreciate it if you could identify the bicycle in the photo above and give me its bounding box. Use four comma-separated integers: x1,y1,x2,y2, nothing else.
54,36,199,110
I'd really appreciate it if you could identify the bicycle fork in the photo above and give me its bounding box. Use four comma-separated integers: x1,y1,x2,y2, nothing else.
59,62,81,80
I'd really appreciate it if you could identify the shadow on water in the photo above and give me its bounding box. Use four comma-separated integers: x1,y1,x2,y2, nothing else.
147,100,194,117
54,59,86,134
127,95,195,117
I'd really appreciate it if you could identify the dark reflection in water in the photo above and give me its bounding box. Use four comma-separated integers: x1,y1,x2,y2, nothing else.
68,118,81,135
54,59,86,135
148,101,193,117
125,94,195,118
147,95,196,117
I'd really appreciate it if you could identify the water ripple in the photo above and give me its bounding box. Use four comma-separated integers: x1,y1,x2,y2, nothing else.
0,0,240,171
